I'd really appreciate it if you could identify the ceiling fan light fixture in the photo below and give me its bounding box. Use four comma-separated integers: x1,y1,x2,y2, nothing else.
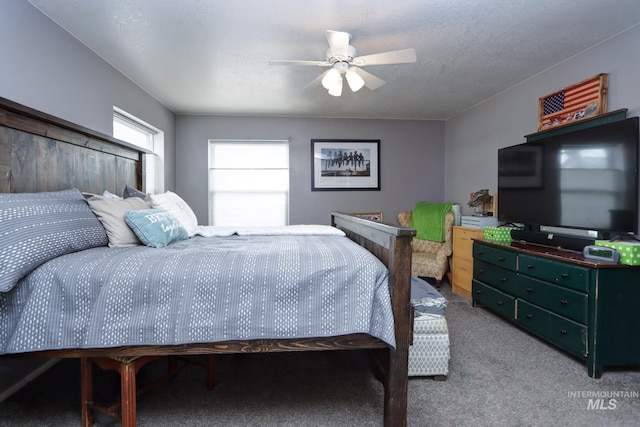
270,30,414,97
321,68,342,90
345,68,365,92
327,79,343,96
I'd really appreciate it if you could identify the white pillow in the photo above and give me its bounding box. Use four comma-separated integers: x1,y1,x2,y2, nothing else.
147,191,198,236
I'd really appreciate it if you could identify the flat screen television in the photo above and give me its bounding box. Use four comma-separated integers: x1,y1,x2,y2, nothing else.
498,117,640,238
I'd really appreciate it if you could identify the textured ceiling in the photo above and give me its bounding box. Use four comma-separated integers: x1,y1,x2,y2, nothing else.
28,0,640,120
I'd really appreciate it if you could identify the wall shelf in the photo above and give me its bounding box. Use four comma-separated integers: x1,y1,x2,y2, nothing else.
525,109,628,142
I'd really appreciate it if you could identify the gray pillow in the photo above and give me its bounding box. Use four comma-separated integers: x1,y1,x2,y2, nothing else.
0,188,109,292
123,184,147,199
87,195,150,247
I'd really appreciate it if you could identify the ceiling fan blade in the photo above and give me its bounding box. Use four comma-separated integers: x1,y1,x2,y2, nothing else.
353,48,417,66
351,67,386,90
269,59,331,66
303,69,331,91
326,30,350,59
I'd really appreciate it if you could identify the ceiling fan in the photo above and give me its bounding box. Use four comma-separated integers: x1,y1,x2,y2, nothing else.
269,30,417,96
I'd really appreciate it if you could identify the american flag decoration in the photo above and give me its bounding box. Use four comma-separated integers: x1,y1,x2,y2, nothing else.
538,74,608,131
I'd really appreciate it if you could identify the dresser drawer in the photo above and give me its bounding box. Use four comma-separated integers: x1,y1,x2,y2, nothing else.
453,227,481,261
474,259,518,294
472,280,516,319
518,254,590,292
453,257,473,292
517,300,587,357
515,275,588,324
473,242,517,270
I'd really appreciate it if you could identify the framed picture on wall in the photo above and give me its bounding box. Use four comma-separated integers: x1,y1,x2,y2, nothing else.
349,212,383,222
311,139,380,191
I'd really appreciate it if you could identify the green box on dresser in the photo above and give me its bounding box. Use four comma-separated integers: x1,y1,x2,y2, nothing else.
471,239,640,378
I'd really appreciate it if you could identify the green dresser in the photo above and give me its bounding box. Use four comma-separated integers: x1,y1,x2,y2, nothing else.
472,239,640,378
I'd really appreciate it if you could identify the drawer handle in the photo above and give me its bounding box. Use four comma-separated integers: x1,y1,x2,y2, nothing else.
561,273,569,279
526,264,535,269
475,289,483,295
496,301,503,306
477,250,484,255
479,269,485,274
526,314,533,319
560,329,567,335
560,299,568,305
526,287,533,293
498,256,505,261
500,277,507,283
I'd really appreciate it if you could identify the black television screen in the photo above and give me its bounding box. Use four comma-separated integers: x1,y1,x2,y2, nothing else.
498,117,640,236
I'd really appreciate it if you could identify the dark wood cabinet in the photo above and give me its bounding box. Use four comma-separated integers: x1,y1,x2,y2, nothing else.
472,239,640,378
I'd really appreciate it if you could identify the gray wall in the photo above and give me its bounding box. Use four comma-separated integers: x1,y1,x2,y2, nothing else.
445,24,640,228
0,1,177,191
176,115,446,225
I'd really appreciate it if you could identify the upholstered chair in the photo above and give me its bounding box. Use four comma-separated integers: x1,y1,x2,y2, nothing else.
398,210,455,287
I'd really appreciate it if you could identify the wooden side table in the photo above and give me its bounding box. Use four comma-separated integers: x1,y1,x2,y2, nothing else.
452,226,483,300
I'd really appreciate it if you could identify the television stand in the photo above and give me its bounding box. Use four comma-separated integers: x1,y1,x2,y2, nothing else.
471,238,640,378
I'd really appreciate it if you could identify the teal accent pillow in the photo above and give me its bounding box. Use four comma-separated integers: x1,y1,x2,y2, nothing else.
124,209,189,248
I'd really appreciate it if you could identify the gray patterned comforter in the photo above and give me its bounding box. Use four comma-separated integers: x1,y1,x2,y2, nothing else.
0,234,394,354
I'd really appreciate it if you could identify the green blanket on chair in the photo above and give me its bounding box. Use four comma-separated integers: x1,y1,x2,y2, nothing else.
410,202,453,242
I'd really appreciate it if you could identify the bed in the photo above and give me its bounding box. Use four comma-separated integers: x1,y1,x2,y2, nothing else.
0,96,416,426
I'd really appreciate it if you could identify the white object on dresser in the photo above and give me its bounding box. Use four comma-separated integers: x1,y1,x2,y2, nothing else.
460,215,502,229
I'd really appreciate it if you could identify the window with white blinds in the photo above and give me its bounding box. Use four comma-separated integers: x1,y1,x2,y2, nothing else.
113,108,164,194
208,140,289,226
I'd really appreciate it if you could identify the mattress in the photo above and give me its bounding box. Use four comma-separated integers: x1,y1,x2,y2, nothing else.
0,232,395,354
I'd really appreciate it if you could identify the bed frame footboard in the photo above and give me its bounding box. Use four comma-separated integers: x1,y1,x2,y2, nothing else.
332,212,415,427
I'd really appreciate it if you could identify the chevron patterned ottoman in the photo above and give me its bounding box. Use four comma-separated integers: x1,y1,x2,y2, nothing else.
408,277,450,379
408,315,450,378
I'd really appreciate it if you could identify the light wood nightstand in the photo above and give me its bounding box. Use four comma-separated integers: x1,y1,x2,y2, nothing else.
452,226,484,300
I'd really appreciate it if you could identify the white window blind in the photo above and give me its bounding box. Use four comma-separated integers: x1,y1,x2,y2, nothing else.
208,140,289,226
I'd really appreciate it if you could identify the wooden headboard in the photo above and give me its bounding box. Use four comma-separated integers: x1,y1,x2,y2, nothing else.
0,96,146,195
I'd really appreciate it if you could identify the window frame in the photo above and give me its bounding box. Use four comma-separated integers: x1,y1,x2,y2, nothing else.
113,108,164,194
